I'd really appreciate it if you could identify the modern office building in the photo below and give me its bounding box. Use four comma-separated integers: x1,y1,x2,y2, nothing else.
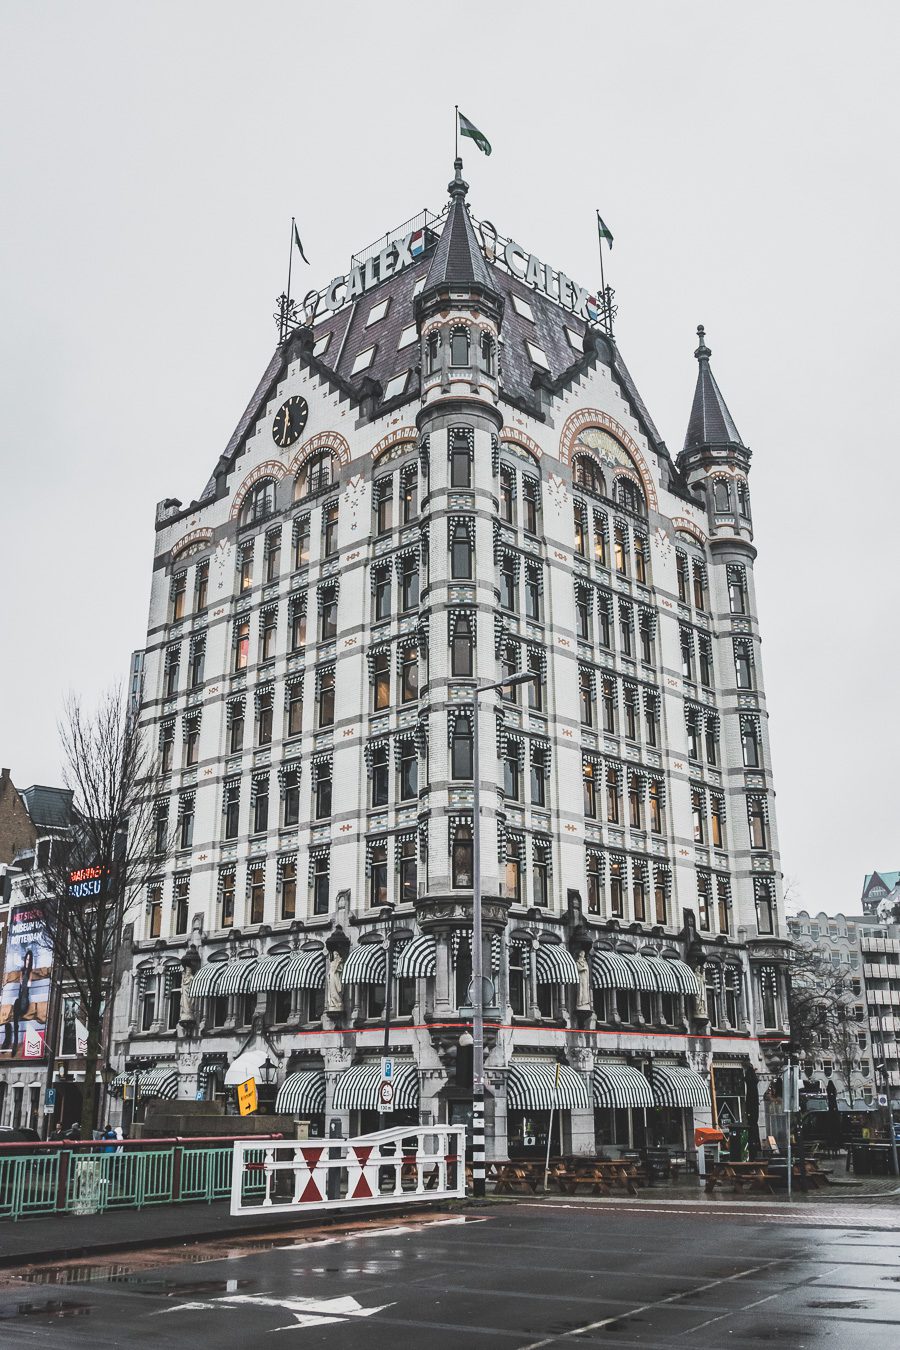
113,158,789,1154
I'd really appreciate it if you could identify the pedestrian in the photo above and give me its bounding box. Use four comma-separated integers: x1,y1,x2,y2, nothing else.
103,1123,116,1154
49,1123,64,1142
65,1121,81,1141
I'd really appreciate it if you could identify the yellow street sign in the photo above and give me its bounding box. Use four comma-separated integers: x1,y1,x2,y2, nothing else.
237,1077,258,1116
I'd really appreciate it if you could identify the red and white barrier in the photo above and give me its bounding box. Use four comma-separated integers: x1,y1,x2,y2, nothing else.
229,1125,466,1217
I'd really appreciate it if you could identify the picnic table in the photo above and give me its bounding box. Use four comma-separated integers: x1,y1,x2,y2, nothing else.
705,1160,775,1194
490,1160,544,1194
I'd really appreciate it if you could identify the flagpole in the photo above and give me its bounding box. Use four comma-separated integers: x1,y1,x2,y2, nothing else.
287,216,296,313
596,213,608,332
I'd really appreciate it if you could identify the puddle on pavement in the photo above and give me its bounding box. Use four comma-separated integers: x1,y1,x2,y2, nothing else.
0,1212,478,1291
0,1298,91,1319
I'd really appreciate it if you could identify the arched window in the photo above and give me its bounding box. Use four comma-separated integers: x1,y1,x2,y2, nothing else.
450,326,470,368
614,475,645,516
736,479,751,519
240,478,276,525
712,478,731,513
573,454,605,496
480,332,495,375
295,451,334,499
426,331,440,375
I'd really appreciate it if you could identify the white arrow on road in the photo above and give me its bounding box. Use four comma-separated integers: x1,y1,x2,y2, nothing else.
154,1291,394,1331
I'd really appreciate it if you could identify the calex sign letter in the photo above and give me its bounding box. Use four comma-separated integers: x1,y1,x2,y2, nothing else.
502,239,601,323
323,229,427,313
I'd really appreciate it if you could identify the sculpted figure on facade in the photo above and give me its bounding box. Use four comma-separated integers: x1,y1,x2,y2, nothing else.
325,952,344,1014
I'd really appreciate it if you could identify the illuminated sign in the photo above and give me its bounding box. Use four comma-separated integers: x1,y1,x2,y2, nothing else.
0,905,53,1061
67,865,108,900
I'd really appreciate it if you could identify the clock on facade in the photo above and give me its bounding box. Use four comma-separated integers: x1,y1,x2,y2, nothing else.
272,395,308,448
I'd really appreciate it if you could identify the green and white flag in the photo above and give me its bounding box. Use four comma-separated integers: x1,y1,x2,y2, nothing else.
596,212,614,249
458,111,491,156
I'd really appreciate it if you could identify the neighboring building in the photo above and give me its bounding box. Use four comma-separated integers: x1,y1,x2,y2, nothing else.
790,894,900,1112
861,870,900,917
114,158,789,1153
0,782,73,1132
786,910,872,1105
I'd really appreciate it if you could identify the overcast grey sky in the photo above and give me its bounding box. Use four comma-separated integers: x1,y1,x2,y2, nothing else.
2,1,898,915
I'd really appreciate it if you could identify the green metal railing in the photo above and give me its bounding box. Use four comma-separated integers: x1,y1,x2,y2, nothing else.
0,1146,238,1221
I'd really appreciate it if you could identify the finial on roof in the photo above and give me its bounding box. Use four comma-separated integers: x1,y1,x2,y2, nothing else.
694,324,711,362
449,158,468,198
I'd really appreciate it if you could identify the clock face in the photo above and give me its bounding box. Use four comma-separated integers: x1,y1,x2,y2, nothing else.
272,395,309,448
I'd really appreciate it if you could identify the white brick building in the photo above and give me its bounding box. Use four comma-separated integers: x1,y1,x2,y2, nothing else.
114,160,790,1157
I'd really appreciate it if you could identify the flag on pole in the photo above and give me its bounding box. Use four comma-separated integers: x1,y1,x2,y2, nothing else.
293,221,309,265
596,212,614,250
458,111,492,157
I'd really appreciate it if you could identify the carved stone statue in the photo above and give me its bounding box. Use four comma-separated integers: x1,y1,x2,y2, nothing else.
179,965,196,1026
575,950,592,1012
325,952,344,1014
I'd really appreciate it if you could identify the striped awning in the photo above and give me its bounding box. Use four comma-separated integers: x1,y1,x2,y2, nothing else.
215,957,259,996
591,950,640,990
138,1068,179,1100
332,1061,419,1112
534,944,579,985
507,1062,590,1111
275,1070,326,1115
249,953,292,992
189,961,228,998
279,949,327,991
395,935,436,978
343,943,386,986
591,950,700,996
593,1063,654,1109
652,1066,710,1108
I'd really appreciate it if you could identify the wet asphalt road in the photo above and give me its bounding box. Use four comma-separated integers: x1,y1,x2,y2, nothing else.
1,1199,899,1347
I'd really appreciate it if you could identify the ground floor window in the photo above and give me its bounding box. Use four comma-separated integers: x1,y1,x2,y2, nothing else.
594,1106,689,1151
710,1066,747,1130
507,1109,561,1159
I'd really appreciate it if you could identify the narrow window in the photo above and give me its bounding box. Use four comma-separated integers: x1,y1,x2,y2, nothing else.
372,649,390,710
398,741,418,801
692,788,705,843
234,620,249,672
248,866,265,924
257,689,273,746
606,768,620,825
194,561,209,613
609,858,624,916
451,612,474,677
315,761,333,819
282,768,300,827
223,779,240,840
369,844,388,907
371,745,389,807
531,746,547,806
524,566,541,621
748,797,768,850
452,825,473,888
400,646,418,703
450,327,470,367
317,667,335,727
375,478,393,536
583,761,597,818
450,432,472,487
373,567,391,622
260,609,277,661
323,501,339,557
229,701,245,753
451,716,473,779
171,572,186,621
398,837,417,902
253,775,269,833
265,527,281,581
293,515,310,569
451,521,473,578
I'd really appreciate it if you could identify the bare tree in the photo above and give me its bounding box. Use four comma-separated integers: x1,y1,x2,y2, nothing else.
33,687,161,1137
784,940,856,1078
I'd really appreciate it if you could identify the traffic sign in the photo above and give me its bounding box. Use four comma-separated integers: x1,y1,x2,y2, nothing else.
878,1093,888,1107
381,1057,394,1081
378,1079,394,1108
237,1077,258,1116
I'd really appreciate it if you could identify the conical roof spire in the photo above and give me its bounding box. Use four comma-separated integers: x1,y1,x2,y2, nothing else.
683,324,744,451
423,158,495,293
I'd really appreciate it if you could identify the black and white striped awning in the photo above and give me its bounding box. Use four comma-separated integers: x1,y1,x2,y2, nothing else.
652,1066,710,1108
343,943,386,986
507,1062,590,1111
279,949,327,991
591,950,699,996
592,1063,654,1109
395,935,436,978
215,957,259,996
249,953,292,992
110,1067,178,1100
534,945,579,986
331,1061,418,1112
275,1070,326,1115
189,961,229,998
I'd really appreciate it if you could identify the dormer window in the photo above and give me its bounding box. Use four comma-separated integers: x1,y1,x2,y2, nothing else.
384,371,410,401
565,327,584,352
450,326,470,368
413,277,427,297
366,299,390,327
511,293,534,321
351,345,376,375
526,340,549,370
398,324,417,349
313,332,332,358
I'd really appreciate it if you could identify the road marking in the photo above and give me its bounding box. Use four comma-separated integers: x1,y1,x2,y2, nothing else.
517,1259,784,1350
154,1291,394,1331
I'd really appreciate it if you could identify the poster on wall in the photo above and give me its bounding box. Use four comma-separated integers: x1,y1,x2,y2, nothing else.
0,905,53,1059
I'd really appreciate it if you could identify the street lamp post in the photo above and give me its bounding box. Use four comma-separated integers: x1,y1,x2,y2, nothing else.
876,1011,899,1176
470,670,536,1199
379,903,396,1131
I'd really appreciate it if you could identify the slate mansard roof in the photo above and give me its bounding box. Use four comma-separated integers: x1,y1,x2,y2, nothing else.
180,192,687,522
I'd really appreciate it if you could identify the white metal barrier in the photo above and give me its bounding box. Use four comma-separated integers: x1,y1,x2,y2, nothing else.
229,1125,467,1217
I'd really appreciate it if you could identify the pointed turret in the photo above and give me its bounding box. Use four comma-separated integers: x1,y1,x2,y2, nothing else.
683,325,744,451
422,159,496,294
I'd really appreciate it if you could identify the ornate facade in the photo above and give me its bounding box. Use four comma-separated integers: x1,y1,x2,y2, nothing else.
114,160,789,1155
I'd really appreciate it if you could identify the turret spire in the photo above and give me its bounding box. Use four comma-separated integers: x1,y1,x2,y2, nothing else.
683,324,744,451
422,158,496,294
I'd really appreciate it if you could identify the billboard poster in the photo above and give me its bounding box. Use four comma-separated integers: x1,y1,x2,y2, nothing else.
0,905,53,1060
